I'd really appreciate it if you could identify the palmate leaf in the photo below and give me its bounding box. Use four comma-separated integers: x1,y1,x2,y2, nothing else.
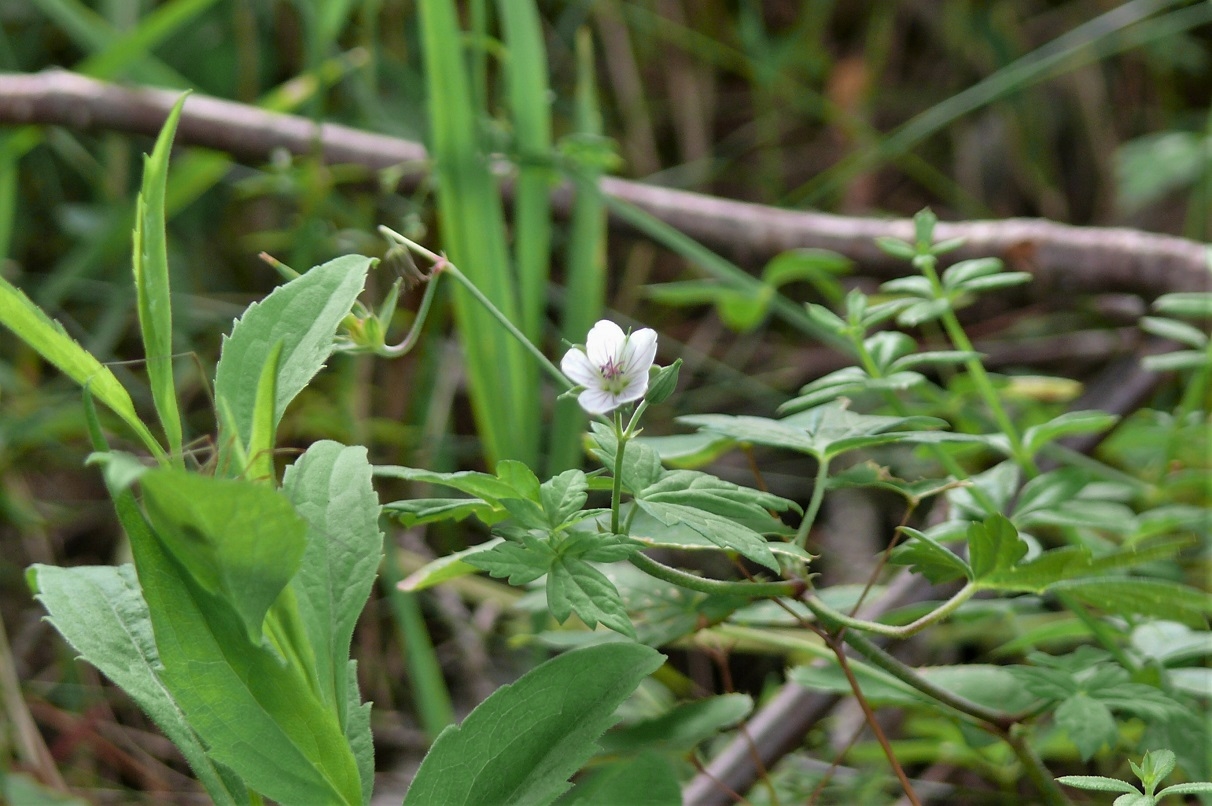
635,500,779,571
403,642,664,806
547,556,635,637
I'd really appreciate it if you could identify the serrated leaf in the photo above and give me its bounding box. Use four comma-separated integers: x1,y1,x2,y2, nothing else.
466,539,554,585
982,546,1090,593
1056,693,1117,760
403,642,664,805
28,564,245,806
1139,316,1209,348
889,527,970,583
1050,577,1211,627
214,254,372,452
598,693,752,754
547,556,635,637
282,442,382,725
968,515,1028,583
541,469,589,527
635,500,779,571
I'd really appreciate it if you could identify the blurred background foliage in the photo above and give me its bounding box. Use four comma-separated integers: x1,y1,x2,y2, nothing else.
0,0,1208,801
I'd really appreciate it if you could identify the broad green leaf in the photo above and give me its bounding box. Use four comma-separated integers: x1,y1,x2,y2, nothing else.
889,527,970,583
139,469,306,643
497,459,544,501
636,500,779,571
403,642,664,805
982,546,1089,593
968,515,1028,584
1022,410,1119,457
1131,620,1212,664
0,274,161,456
399,538,506,592
791,663,1035,714
547,556,635,637
641,470,800,522
118,489,362,805
344,661,374,804
214,253,372,453
827,463,961,504
282,442,382,728
28,564,245,806
1137,748,1177,788
1055,693,1117,761
1051,578,1211,628
598,694,752,755
132,92,186,462
880,276,933,298
556,754,681,806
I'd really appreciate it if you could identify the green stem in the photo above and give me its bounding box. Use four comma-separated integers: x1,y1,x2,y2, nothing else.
918,258,1037,476
793,455,829,549
611,411,625,535
1006,726,1072,806
629,552,804,598
806,582,976,640
380,226,571,390
803,597,1013,727
378,266,445,357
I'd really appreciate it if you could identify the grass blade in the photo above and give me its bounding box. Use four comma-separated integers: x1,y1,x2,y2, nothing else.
133,92,187,465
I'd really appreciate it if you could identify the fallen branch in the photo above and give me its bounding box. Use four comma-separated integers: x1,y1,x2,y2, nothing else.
0,70,1206,298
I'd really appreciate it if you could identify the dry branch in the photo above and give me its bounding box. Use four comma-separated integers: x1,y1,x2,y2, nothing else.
0,69,1207,298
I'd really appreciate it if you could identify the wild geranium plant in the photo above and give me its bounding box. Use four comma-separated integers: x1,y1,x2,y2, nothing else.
3,104,1209,804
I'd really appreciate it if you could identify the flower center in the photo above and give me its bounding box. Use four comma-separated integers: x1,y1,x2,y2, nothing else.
600,357,624,380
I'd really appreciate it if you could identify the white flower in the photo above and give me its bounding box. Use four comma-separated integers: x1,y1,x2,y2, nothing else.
561,320,658,415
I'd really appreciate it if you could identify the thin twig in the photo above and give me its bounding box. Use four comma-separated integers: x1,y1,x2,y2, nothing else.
0,71,1206,299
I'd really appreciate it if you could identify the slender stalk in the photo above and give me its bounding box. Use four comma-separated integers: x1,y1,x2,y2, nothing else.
628,552,803,598
380,226,572,390
806,582,976,640
611,411,625,534
793,456,829,549
802,597,1013,727
378,266,445,357
1006,726,1071,806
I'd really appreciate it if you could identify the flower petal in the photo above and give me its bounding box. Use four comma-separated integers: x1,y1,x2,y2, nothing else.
613,374,648,406
577,387,619,415
619,328,657,377
561,348,600,387
585,320,625,368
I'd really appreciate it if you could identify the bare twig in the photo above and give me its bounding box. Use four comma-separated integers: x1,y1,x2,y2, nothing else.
0,70,1206,299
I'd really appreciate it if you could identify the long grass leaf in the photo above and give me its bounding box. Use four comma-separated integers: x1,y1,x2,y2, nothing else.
133,93,187,464
418,0,536,465
0,275,163,458
497,0,554,344
549,28,608,473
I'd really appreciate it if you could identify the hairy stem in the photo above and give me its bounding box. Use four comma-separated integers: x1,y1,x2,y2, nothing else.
807,582,976,639
628,552,803,598
793,456,829,549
